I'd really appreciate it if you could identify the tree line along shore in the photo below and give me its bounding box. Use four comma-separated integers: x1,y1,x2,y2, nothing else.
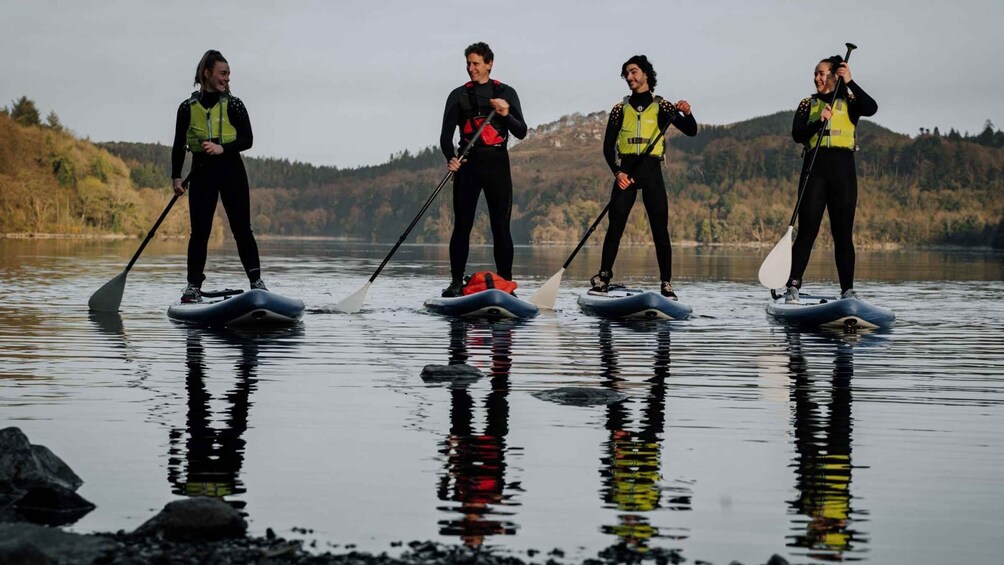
3,97,1002,249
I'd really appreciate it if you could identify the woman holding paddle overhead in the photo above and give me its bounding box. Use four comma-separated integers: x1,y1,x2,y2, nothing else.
172,49,264,304
784,55,877,304
590,55,697,300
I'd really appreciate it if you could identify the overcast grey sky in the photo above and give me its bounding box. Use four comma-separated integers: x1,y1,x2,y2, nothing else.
2,0,1000,169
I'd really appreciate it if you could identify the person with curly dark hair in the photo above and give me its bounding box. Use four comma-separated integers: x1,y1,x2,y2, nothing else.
438,42,528,297
171,49,264,303
590,55,697,300
783,55,877,304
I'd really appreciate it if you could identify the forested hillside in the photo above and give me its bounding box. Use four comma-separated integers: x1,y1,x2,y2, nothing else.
3,94,1002,248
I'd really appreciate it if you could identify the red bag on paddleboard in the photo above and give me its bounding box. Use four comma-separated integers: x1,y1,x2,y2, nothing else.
462,272,517,295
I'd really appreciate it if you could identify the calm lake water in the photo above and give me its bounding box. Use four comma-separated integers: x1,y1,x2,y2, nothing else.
1,238,1003,564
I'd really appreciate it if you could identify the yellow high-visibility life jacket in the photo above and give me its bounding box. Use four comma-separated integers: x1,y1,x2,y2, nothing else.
186,92,237,152
807,96,856,150
617,96,665,157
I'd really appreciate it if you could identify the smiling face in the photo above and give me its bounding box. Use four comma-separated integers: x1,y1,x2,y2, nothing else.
623,64,649,93
466,53,493,84
813,62,836,94
203,62,231,93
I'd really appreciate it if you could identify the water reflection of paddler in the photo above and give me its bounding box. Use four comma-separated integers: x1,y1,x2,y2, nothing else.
436,318,519,547
784,329,865,559
598,322,690,551
166,329,262,509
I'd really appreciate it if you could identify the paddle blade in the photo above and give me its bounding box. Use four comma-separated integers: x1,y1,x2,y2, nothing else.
758,226,794,289
527,268,565,310
332,281,372,314
88,271,128,312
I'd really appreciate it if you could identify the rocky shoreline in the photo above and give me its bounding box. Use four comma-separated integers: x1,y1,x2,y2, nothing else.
1,426,790,565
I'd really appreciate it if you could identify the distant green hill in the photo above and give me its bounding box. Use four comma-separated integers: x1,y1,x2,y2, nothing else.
3,101,1002,248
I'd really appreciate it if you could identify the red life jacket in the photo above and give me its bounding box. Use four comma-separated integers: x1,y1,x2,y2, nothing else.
460,80,507,147
462,271,517,295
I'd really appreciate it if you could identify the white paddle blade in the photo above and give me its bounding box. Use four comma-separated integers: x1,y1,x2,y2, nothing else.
527,268,565,310
758,226,794,289
88,271,128,312
332,281,372,314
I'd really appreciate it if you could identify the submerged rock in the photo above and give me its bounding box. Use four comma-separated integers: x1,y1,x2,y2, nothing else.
532,387,627,406
133,497,247,541
0,523,113,564
14,485,96,527
420,363,484,383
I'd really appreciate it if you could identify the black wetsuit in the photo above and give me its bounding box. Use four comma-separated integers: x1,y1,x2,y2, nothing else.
172,91,261,287
440,81,527,281
788,81,877,292
599,92,697,282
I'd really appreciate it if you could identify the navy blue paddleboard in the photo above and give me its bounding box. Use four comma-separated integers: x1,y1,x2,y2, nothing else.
766,293,895,330
167,289,305,328
424,289,539,319
577,287,692,321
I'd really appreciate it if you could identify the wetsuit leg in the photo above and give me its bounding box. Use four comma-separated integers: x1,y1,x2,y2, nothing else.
637,160,673,281
449,162,483,281
217,159,262,283
600,183,638,276
187,174,220,287
479,151,515,280
789,160,829,288
826,153,857,292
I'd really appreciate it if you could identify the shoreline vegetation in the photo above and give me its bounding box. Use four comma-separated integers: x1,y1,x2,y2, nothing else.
3,97,1002,249
0,231,923,252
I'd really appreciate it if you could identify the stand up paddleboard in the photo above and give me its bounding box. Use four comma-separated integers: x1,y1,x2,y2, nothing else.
577,286,692,321
424,289,539,319
167,289,305,328
766,291,895,330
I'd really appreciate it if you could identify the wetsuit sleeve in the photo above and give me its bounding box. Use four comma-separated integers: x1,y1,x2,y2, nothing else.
661,99,697,137
846,81,878,122
603,103,624,174
222,97,253,154
440,90,461,160
171,102,189,178
792,97,825,144
504,88,527,140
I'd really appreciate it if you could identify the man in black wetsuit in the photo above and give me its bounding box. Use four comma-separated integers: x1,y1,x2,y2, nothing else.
439,42,527,297
591,55,697,300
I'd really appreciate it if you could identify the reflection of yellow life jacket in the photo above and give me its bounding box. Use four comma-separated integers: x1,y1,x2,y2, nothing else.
183,481,234,497
807,96,855,150
607,521,658,544
611,440,662,511
802,454,852,551
617,96,665,157
186,92,237,152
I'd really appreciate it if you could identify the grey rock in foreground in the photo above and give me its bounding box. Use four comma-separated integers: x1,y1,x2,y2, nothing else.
532,387,627,406
0,428,83,494
133,497,247,541
420,364,484,383
0,427,94,525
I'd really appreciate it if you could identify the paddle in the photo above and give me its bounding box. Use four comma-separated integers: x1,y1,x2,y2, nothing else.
332,110,498,314
758,43,857,289
528,108,677,310
88,171,195,312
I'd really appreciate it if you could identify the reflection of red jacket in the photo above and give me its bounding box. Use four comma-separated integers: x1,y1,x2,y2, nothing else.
463,272,517,295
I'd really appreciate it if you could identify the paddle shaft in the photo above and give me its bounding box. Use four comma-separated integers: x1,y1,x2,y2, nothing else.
787,43,856,226
366,110,498,284
560,111,677,270
124,171,195,273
